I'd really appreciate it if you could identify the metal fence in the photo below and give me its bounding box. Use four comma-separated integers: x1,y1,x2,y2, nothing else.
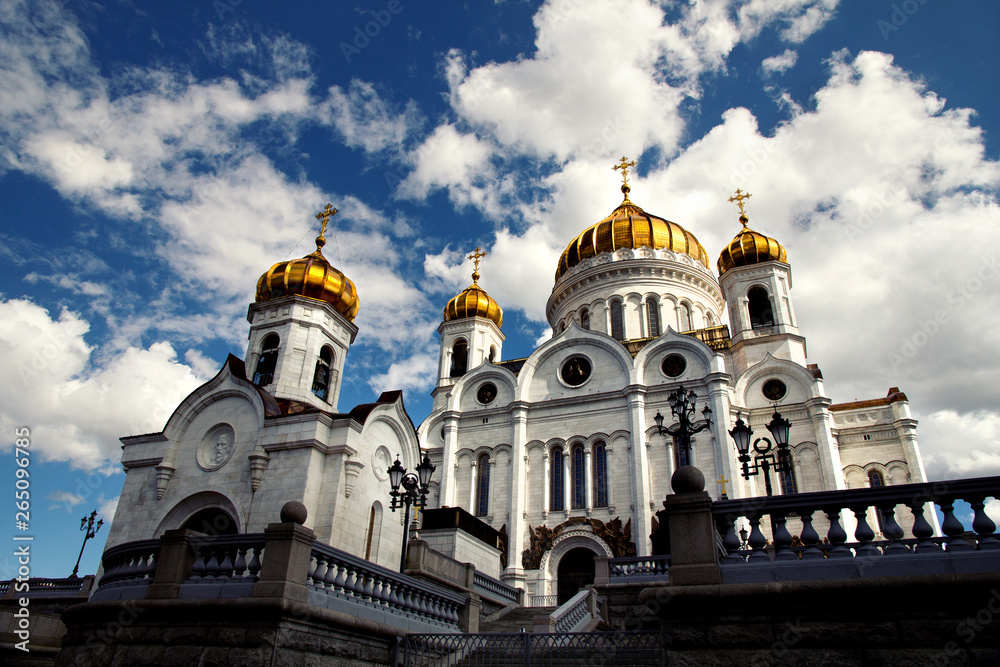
399,631,662,667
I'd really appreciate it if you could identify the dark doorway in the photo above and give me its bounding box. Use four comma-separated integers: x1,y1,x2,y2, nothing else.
182,508,238,536
557,548,596,605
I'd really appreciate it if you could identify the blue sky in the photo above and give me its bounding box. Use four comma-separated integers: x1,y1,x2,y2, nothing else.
1,0,998,577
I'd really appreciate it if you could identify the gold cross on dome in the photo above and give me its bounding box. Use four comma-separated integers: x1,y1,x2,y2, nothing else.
728,189,752,219
468,247,486,283
717,475,731,496
315,203,338,238
612,156,637,187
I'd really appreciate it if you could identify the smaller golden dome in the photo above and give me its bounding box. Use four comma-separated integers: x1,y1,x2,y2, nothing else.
717,214,787,276
443,247,503,327
255,205,360,322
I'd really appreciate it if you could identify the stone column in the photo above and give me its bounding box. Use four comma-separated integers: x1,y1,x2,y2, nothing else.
542,452,550,517
469,458,478,514
626,386,653,556
584,447,593,511
440,411,460,507
505,403,529,587
563,450,571,512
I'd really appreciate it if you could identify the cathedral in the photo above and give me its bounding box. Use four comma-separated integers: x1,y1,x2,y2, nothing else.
101,161,928,603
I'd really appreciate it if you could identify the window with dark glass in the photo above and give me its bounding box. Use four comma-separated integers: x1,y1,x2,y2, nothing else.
778,454,798,494
868,470,888,532
571,445,586,509
551,448,565,511
748,286,775,329
610,301,624,341
489,346,496,363
672,435,690,468
253,334,279,386
450,340,468,377
311,346,333,401
475,454,490,517
593,442,608,507
580,309,590,330
646,298,660,337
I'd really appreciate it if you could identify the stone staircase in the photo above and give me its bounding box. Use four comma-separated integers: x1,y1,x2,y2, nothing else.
478,606,556,633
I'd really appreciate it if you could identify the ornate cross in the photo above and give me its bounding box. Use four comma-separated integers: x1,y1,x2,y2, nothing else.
612,156,637,187
468,247,486,283
728,189,752,219
315,203,338,237
717,475,731,496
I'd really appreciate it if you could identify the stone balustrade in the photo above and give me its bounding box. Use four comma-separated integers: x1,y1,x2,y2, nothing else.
472,570,519,605
92,538,160,599
607,555,670,582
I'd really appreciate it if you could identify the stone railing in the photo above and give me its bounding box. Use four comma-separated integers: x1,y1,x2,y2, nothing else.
530,594,558,607
607,555,670,582
712,475,1000,582
178,533,266,598
95,538,160,595
308,541,464,631
549,589,595,633
472,570,518,606
0,575,95,598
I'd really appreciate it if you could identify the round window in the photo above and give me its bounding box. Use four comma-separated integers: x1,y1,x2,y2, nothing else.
661,354,687,378
560,356,592,386
477,382,498,404
762,379,787,401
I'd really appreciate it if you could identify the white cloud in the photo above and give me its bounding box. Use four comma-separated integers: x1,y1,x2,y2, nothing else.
0,298,206,470
47,490,85,511
98,495,120,524
920,410,1000,480
319,79,421,154
762,49,798,75
369,352,438,395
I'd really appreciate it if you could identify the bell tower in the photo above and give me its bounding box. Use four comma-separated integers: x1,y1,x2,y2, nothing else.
246,204,359,411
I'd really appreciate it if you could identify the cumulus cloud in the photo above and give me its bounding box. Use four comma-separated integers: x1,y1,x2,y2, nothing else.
762,49,798,75
0,299,206,470
319,79,421,154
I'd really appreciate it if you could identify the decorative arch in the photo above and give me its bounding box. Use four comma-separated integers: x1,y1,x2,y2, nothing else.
155,490,245,536
540,529,614,587
747,284,775,329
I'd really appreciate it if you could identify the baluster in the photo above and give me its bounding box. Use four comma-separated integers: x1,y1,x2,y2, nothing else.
969,497,1000,550
851,506,878,558
746,514,769,563
879,504,909,555
359,569,375,601
247,547,263,579
343,564,362,599
323,558,339,589
332,559,350,595
717,514,743,563
233,547,248,578
371,575,389,607
204,549,221,578
190,546,208,579
142,551,158,580
824,509,851,558
797,509,824,560
218,547,234,579
772,511,796,561
907,501,941,553
940,499,974,552
307,554,318,584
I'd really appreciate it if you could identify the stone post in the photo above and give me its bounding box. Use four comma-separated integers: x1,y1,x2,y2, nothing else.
661,466,721,586
594,556,610,587
145,529,200,599
252,501,316,602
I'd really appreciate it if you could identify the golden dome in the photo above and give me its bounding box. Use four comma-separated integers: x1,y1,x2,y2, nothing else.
717,214,787,276
443,247,503,327
255,205,360,322
555,184,711,281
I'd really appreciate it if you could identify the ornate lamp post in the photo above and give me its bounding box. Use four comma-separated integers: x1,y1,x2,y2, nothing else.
387,453,436,573
71,510,103,578
728,408,792,497
654,386,713,467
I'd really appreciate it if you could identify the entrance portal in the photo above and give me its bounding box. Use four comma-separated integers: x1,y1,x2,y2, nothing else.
182,507,238,536
556,547,595,605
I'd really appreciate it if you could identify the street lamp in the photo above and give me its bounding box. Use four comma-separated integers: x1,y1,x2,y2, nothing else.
654,385,713,467
71,509,103,578
387,453,436,573
728,408,792,497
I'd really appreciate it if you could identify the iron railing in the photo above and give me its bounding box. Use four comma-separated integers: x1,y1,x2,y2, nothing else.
399,631,663,667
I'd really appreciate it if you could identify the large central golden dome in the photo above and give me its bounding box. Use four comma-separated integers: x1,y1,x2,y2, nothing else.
555,184,710,281
255,205,360,322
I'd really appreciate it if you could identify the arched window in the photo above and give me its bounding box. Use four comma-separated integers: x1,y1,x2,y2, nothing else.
364,502,383,561
311,346,333,401
868,470,887,532
489,346,497,363
672,435,691,468
475,454,490,517
748,286,774,329
550,448,565,512
610,301,625,341
450,340,468,377
571,444,586,509
580,309,590,330
779,455,798,495
705,311,716,327
678,303,692,332
646,298,660,338
253,334,279,386
593,442,608,507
